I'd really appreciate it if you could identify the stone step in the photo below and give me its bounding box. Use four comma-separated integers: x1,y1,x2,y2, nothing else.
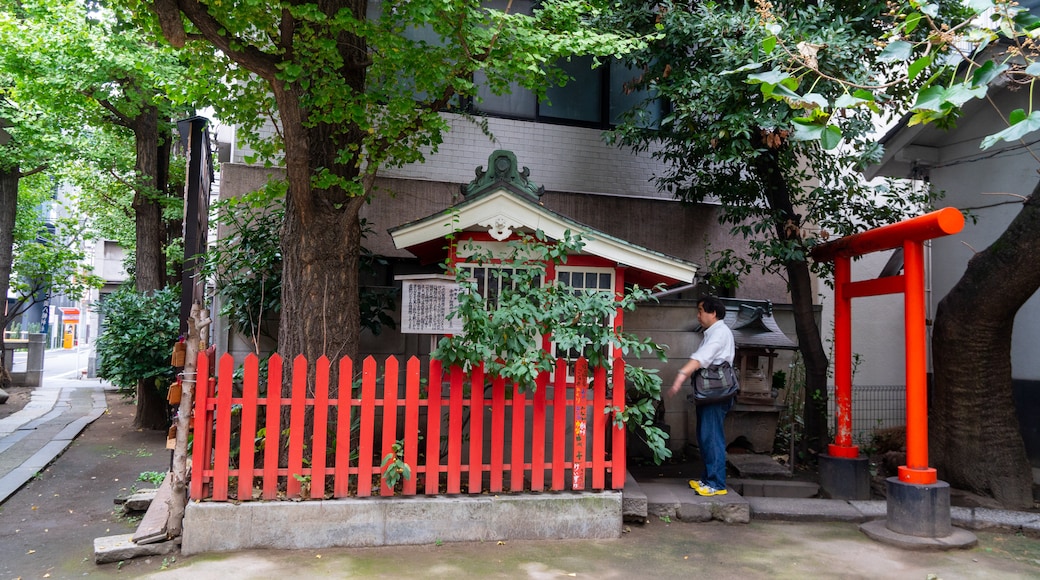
639,477,749,524
621,471,648,522
730,478,819,499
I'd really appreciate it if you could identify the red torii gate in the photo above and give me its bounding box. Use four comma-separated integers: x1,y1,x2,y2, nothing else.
812,207,964,485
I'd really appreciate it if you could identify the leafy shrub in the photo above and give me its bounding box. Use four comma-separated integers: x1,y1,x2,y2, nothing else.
95,285,179,397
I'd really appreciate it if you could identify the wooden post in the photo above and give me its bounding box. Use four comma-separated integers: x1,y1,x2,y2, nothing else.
167,302,210,537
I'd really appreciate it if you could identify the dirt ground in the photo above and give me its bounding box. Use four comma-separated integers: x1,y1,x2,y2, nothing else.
0,384,34,419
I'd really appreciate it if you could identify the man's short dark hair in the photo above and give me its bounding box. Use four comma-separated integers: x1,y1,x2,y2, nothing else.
698,296,727,320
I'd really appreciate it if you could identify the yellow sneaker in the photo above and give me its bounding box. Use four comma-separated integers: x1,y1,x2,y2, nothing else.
692,482,728,496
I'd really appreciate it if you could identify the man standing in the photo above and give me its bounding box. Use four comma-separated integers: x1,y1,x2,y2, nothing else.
666,296,736,496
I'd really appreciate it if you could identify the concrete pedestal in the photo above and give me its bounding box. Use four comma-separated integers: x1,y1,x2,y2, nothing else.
858,477,977,550
886,476,951,537
818,453,870,500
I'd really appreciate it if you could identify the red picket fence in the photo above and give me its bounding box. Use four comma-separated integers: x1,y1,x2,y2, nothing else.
189,350,627,501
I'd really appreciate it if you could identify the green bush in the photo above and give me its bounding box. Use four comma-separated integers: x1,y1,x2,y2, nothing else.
95,285,180,397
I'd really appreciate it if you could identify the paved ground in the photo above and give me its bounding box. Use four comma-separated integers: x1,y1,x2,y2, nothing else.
1,362,1040,578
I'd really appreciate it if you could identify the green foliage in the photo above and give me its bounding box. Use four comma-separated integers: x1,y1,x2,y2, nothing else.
432,230,671,464
138,471,167,486
95,285,179,397
749,1,1039,150
380,439,411,494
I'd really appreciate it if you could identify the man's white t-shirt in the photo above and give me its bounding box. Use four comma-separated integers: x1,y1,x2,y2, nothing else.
689,320,735,367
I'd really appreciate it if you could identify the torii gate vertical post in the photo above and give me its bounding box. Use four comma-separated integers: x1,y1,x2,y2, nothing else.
812,207,964,484
813,207,976,544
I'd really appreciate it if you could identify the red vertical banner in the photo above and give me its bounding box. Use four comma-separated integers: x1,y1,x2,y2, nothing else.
189,349,213,500
357,356,377,496
489,375,506,492
311,356,331,499
447,365,464,493
611,356,627,489
237,353,259,500
424,359,443,494
380,356,400,496
468,364,485,494
286,355,308,498
262,354,283,500
591,365,606,489
572,358,588,491
212,354,236,501
530,371,548,491
403,357,421,496
551,359,567,491
510,383,527,491
334,356,353,497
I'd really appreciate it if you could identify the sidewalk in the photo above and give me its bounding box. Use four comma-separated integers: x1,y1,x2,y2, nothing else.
0,373,110,504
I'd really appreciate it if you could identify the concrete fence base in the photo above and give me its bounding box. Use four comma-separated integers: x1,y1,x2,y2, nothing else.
182,491,622,555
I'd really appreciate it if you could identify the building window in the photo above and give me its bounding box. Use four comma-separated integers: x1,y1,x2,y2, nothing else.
554,266,616,367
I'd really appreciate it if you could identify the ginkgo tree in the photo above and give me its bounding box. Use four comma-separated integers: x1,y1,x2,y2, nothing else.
132,0,657,386
744,0,1040,507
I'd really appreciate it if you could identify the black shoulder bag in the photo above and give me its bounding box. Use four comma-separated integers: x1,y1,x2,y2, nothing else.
688,361,739,405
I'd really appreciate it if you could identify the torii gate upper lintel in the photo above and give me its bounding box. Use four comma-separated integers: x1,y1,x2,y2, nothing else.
811,207,964,486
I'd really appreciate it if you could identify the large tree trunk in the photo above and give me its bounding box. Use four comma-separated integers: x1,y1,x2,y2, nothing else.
131,107,172,430
273,87,366,381
0,166,17,391
931,185,1040,509
756,148,830,457
132,106,166,293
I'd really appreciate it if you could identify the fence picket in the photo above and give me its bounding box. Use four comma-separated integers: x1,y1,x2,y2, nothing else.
510,385,526,491
424,359,443,494
530,371,548,491
551,359,567,491
286,355,308,497
592,365,606,489
490,375,506,492
403,357,420,496
467,364,485,494
572,358,587,491
379,356,399,497
212,354,235,500
334,356,353,497
358,356,377,496
189,349,212,499
611,357,626,489
262,354,283,500
238,353,259,500
312,356,331,498
446,365,463,493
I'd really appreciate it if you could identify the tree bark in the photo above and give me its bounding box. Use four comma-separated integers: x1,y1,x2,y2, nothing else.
132,106,166,293
130,107,174,430
0,166,17,390
931,184,1040,509
755,148,830,457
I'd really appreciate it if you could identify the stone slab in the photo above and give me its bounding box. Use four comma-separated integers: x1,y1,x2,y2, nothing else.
182,491,622,555
748,497,865,522
731,478,819,498
93,534,181,564
727,454,792,478
621,471,648,522
859,519,977,551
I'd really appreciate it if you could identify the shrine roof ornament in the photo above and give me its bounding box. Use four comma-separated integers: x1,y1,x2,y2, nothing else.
462,150,545,201
389,150,700,285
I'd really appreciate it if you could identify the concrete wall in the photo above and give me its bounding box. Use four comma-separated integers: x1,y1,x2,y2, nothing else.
182,492,621,554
